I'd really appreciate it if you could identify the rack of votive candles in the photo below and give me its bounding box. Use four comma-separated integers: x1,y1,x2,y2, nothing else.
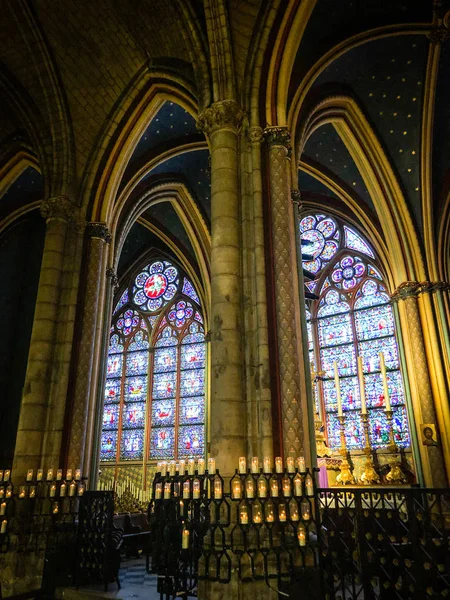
0,469,13,549
229,456,316,548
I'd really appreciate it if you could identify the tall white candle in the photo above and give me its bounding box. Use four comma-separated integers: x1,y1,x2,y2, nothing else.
357,356,367,414
263,457,272,473
334,361,343,417
1,519,7,534
378,352,391,412
251,457,259,474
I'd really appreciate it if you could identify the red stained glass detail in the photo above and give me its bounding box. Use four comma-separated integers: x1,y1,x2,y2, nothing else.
144,273,168,299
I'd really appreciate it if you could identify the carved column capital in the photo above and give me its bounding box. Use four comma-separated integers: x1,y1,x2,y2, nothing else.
40,196,78,222
263,126,291,149
197,100,245,136
106,267,119,290
390,281,421,302
86,222,112,244
246,126,263,144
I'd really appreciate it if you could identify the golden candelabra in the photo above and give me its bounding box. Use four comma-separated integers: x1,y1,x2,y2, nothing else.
335,415,355,485
359,413,380,485
384,410,408,484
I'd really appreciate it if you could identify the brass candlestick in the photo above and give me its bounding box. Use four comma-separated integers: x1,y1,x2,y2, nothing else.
335,415,355,485
384,410,408,484
359,413,380,484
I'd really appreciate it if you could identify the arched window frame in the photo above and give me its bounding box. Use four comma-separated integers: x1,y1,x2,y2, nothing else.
300,213,411,451
101,257,206,466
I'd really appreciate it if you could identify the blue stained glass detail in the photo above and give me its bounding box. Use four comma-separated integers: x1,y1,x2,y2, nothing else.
344,226,375,258
165,266,178,283
150,427,175,459
156,327,178,346
355,281,390,309
318,290,349,316
367,265,382,280
177,425,204,458
114,289,129,314
300,215,316,232
194,311,203,323
116,309,141,336
104,379,121,403
326,412,364,449
305,281,317,294
181,342,206,370
126,351,148,375
180,370,204,396
120,429,144,460
323,377,360,412
132,260,179,313
153,371,177,399
392,405,410,447
154,346,177,373
168,300,194,328
318,313,353,347
363,371,405,410
122,403,145,429
320,344,357,378
102,404,119,430
124,375,147,401
107,353,123,379
179,396,204,425
355,305,395,340
109,334,123,354
303,258,321,274
100,431,118,461
152,400,176,426
316,218,336,238
182,278,200,304
306,319,314,352
358,337,399,372
368,410,391,448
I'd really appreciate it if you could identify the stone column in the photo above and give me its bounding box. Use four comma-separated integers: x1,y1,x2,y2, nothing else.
392,282,447,487
263,127,307,460
197,100,246,473
13,197,76,481
67,223,111,474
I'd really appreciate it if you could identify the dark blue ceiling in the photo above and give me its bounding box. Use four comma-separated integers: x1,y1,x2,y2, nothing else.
145,202,196,258
302,124,374,212
130,101,198,164
288,0,431,107
145,149,211,222
433,41,450,225
312,34,429,235
298,169,340,201
0,166,43,221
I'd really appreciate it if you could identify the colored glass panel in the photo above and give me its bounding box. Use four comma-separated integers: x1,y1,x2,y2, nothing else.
168,300,194,328
178,425,204,458
100,431,118,461
355,305,395,340
323,377,360,413
124,375,147,401
358,337,399,372
320,344,356,378
116,309,141,336
182,278,200,304
343,226,374,258
102,404,119,430
152,371,177,399
120,429,144,460
181,342,206,370
318,312,353,347
179,397,205,425
300,215,316,232
391,405,410,447
150,427,175,459
107,354,123,379
363,371,404,410
122,403,145,429
153,346,177,373
109,334,123,354
114,289,129,314
104,379,121,403
180,369,204,396
126,351,148,376
152,400,176,426
318,290,349,316
132,260,180,312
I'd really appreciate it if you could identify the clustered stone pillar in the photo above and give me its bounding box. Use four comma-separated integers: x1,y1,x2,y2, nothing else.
197,100,246,474
13,197,77,481
67,223,111,474
392,282,447,487
263,127,306,459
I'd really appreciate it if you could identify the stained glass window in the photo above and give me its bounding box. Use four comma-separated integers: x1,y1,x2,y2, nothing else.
301,213,411,451
100,258,206,466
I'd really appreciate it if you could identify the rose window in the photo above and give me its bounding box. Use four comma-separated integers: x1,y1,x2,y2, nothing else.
132,261,179,312
168,300,194,328
300,214,339,274
116,309,141,336
331,256,365,290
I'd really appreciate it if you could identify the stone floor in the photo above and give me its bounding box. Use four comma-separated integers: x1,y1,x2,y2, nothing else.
59,557,161,600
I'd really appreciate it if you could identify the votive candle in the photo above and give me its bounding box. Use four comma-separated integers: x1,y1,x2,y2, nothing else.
252,503,262,524
290,502,299,522
69,482,77,497
182,527,189,549
50,484,56,497
297,455,306,473
52,502,59,515
155,483,162,499
240,505,249,524
282,476,291,497
197,459,205,475
164,483,171,499
29,486,36,498
47,469,53,481
278,504,287,522
183,481,190,499
19,486,26,499
60,483,66,497
305,474,314,497
263,457,272,473
251,457,259,474
4,470,10,482
0,488,3,499
6,487,12,499
265,504,275,523
245,478,255,499
26,469,33,482
193,479,201,499
301,501,311,520
0,503,5,516
169,461,176,476
1,519,7,534
258,478,267,498
214,479,222,499
78,484,85,496
179,460,186,473
275,457,283,473
160,461,168,475
298,524,306,546
208,458,216,473
56,469,63,481
75,469,82,481
188,459,195,475
232,479,242,499
37,469,43,482
294,474,302,497
239,457,246,474
270,479,279,497
65,469,72,480
286,457,295,473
